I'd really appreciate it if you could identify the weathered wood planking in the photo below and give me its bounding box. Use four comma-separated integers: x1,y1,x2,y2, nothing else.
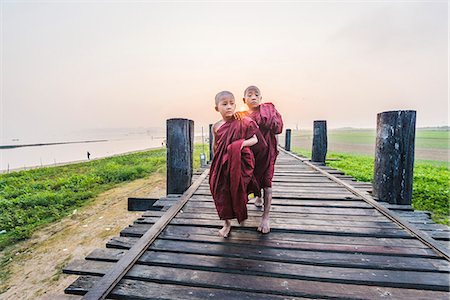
67,273,448,300
115,224,430,248
64,151,450,299
90,241,450,272
107,230,439,258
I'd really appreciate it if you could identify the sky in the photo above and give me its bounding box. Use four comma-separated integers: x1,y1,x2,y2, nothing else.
1,0,448,142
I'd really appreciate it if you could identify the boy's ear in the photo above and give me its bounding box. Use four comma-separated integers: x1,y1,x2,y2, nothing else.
215,106,219,112
242,98,246,103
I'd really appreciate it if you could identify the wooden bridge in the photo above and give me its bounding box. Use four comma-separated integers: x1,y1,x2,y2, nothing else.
63,148,450,299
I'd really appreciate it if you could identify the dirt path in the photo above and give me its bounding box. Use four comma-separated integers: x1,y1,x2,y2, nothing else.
0,172,165,300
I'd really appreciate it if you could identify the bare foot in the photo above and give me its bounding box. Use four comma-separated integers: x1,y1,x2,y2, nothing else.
254,196,263,207
218,220,231,238
257,217,270,234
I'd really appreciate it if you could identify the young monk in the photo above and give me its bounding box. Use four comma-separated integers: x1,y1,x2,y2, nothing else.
209,91,259,237
242,85,283,233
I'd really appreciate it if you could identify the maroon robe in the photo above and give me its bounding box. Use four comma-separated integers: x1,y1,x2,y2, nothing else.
209,117,258,223
248,102,283,188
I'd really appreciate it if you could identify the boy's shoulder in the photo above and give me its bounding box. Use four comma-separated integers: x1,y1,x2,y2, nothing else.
213,119,226,133
261,102,276,109
261,102,281,114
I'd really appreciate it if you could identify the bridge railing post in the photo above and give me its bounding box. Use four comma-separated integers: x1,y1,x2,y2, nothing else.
373,110,416,205
284,129,292,151
209,123,214,162
166,118,194,195
312,120,327,163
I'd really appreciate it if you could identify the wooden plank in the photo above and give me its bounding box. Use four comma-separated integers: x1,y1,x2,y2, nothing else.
271,178,338,183
189,196,372,208
66,271,449,300
414,224,450,231
193,190,363,201
194,189,360,199
66,276,298,299
196,185,357,193
199,181,344,186
113,224,430,248
136,215,401,229
207,182,342,187
64,253,450,291
428,232,450,240
107,232,438,257
183,200,376,213
144,210,390,222
121,221,411,238
79,169,209,300
139,210,165,217
182,203,382,216
273,171,354,178
87,244,450,272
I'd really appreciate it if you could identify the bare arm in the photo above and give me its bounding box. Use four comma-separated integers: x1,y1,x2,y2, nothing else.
241,134,258,149
212,126,217,154
212,121,223,154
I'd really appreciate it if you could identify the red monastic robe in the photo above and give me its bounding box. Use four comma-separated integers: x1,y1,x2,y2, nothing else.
248,103,283,188
209,117,259,223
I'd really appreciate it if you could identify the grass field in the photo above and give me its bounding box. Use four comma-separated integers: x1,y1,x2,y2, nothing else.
293,147,449,225
0,144,207,251
283,128,449,162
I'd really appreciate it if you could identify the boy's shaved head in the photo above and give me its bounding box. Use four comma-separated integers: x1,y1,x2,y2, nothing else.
215,91,235,106
244,85,261,96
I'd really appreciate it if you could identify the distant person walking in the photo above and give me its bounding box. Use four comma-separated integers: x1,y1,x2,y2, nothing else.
87,151,91,160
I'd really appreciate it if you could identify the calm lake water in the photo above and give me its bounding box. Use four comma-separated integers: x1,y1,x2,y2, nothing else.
0,129,168,172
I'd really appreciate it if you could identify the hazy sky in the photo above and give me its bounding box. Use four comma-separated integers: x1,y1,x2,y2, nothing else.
1,0,448,142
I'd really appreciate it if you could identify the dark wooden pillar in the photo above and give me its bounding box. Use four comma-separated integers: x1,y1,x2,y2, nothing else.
373,110,416,205
285,129,292,151
312,120,327,163
166,118,194,195
209,123,214,162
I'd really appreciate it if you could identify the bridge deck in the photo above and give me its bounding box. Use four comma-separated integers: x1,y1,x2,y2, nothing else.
64,151,450,299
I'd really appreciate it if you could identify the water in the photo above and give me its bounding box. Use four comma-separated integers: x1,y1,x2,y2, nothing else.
0,128,166,172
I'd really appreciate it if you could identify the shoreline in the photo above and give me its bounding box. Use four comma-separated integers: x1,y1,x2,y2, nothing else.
0,139,109,149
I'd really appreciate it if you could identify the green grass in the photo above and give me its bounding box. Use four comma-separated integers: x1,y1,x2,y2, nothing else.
0,148,166,250
329,130,376,145
291,129,449,149
415,130,450,149
293,147,449,225
0,144,209,251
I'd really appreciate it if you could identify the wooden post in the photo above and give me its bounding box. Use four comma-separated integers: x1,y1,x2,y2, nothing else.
209,123,213,162
312,120,327,163
166,118,194,195
373,110,416,205
285,129,292,151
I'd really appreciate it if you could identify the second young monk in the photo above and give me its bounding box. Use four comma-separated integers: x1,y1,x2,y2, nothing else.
209,91,259,238
242,85,283,234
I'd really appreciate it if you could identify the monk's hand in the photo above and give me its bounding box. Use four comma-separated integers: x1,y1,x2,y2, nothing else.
234,112,243,120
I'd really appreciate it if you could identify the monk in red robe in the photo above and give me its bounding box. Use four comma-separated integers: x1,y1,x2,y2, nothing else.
209,91,259,237
242,85,283,233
